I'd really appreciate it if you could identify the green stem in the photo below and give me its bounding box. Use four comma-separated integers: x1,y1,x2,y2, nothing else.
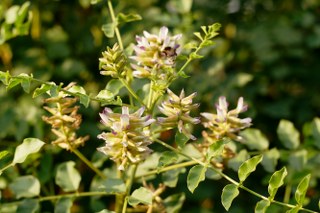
119,78,148,109
135,160,197,179
122,164,138,213
147,81,154,109
0,163,13,175
107,0,123,50
71,148,106,179
153,138,318,213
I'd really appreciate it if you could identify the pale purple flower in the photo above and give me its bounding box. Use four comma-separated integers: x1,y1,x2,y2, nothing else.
97,106,155,170
157,89,200,140
131,26,182,80
201,96,252,141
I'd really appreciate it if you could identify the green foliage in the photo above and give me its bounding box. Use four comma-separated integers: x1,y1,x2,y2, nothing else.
221,184,239,211
268,167,287,200
128,187,153,206
255,200,270,213
17,199,39,213
100,178,126,194
12,138,45,165
277,120,300,149
9,175,40,199
54,197,73,213
240,128,269,151
295,174,310,206
55,161,81,192
238,155,263,183
187,165,207,193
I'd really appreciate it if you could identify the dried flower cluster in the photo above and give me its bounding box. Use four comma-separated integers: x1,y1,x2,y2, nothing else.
97,106,155,170
157,89,200,140
43,88,89,150
130,26,182,80
201,96,252,142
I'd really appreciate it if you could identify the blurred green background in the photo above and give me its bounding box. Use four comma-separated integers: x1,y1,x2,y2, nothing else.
1,0,320,212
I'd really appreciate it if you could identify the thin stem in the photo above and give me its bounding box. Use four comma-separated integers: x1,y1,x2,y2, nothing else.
119,78,148,109
135,160,197,179
122,164,138,213
107,0,123,50
0,163,13,175
71,148,106,179
147,81,154,109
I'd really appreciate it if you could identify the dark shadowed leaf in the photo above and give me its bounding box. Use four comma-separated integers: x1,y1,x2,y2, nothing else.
16,199,39,213
55,161,81,192
9,175,40,199
54,197,73,213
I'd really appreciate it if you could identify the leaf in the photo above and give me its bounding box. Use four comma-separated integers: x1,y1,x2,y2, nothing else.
106,79,124,96
238,155,263,183
33,83,53,98
193,32,203,41
312,117,320,149
128,187,153,206
55,161,81,192
6,77,22,91
158,151,179,168
15,2,31,25
117,13,142,24
277,120,300,149
0,150,9,161
255,199,270,213
295,174,310,206
12,138,45,165
163,193,185,213
67,85,90,107
95,89,114,101
286,206,300,213
102,23,115,38
240,128,269,151
189,52,203,59
99,178,126,194
162,168,185,187
268,167,287,200
16,199,39,213
187,165,207,193
206,139,227,160
54,197,73,213
20,77,31,93
9,175,40,199
261,148,280,172
288,149,307,171
175,131,189,148
0,71,11,85
221,184,239,211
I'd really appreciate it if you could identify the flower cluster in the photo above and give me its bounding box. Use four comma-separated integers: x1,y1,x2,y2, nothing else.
97,106,155,170
130,26,182,80
42,85,89,150
201,96,252,142
157,89,200,140
99,43,127,78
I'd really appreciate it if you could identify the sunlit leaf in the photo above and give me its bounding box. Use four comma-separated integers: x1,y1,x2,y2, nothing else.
55,161,81,192
117,13,142,24
286,206,300,213
238,155,263,183
189,52,203,59
228,149,249,171
268,167,287,200
9,175,40,199
105,79,124,95
102,23,115,38
95,89,114,101
6,77,22,91
240,128,269,151
12,138,45,165
128,187,153,206
193,32,203,41
163,193,185,213
16,199,39,213
255,199,270,213
0,150,9,161
187,165,207,193
33,83,53,98
99,178,126,194
277,120,300,149
221,184,239,211
0,71,11,85
206,139,227,160
54,197,73,213
295,174,310,206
